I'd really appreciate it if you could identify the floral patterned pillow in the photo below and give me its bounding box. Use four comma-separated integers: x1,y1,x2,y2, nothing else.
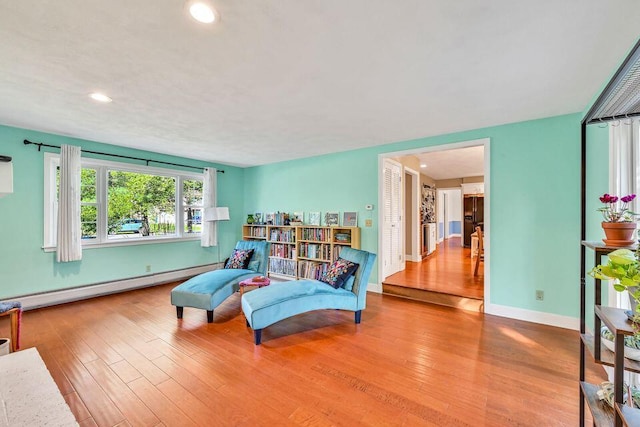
224,249,254,269
320,258,359,289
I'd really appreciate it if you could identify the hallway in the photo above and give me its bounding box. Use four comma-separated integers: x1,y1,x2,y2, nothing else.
382,238,483,300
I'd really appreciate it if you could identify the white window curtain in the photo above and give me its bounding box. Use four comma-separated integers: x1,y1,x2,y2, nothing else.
201,167,217,247
57,144,82,262
609,120,640,306
607,119,640,387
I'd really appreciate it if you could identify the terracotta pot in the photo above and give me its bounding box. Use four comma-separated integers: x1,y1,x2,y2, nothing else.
602,221,637,247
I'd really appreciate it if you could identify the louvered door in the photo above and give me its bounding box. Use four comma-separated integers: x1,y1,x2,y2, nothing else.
382,159,403,279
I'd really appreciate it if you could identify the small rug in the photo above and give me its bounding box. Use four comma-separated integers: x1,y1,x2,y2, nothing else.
0,347,78,426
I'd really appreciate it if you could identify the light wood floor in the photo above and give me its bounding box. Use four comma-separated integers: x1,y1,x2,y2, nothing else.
0,284,603,426
383,238,484,300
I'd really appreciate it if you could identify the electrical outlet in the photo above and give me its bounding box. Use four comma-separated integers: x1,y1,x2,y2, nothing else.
146,265,151,273
535,290,544,301
365,219,373,227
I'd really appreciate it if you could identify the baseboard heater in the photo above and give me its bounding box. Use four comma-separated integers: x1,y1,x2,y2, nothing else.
15,263,221,310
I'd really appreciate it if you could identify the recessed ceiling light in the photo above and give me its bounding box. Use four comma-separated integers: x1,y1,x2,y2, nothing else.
89,93,112,103
188,2,217,24
420,164,427,168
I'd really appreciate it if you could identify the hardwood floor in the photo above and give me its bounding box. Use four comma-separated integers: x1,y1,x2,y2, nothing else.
0,284,602,426
383,238,484,300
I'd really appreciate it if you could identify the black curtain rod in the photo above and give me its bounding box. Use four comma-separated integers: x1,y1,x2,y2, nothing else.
23,139,224,173
585,111,640,125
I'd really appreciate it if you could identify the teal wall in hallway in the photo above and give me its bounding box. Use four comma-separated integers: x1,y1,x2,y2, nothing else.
244,113,586,318
0,125,245,299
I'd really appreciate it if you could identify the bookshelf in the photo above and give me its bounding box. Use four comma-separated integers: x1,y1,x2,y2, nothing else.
242,224,267,240
242,224,360,280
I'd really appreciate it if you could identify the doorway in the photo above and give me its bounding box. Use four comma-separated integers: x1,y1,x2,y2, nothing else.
378,138,489,306
437,188,462,243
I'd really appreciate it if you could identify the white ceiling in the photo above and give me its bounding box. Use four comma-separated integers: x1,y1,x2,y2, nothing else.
413,146,484,180
0,1,639,167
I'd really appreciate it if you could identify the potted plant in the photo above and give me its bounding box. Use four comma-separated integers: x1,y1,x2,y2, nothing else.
590,248,640,359
590,248,640,319
598,193,638,246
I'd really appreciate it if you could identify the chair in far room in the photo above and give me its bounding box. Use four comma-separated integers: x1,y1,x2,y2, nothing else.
170,240,270,323
473,226,484,276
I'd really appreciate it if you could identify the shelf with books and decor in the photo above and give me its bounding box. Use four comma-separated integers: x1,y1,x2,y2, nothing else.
296,225,330,280
330,227,361,261
242,223,360,280
242,224,267,240
266,225,297,279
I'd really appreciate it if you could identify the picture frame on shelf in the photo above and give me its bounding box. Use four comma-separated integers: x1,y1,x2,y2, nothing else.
343,211,357,227
290,212,304,226
265,212,275,225
254,212,263,224
308,212,321,226
325,212,339,226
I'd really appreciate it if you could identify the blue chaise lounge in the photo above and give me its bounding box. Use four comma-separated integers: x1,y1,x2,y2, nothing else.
171,240,270,323
241,247,376,344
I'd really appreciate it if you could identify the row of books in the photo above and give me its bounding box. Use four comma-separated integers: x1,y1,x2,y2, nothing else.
249,227,266,238
268,258,297,277
298,260,329,280
300,227,330,242
269,229,295,243
332,245,344,261
298,243,330,260
270,244,295,259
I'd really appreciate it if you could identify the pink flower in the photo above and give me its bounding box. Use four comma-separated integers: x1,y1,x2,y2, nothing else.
598,193,638,222
622,194,637,203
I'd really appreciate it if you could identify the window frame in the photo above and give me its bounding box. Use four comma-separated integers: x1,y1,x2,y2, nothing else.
43,152,204,251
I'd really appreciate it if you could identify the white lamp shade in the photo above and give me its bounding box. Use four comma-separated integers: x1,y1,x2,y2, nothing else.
0,161,13,197
203,206,230,221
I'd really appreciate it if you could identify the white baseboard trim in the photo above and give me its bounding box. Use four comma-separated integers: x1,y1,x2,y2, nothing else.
17,263,220,310
368,282,382,294
405,255,422,263
485,303,578,331
446,233,461,238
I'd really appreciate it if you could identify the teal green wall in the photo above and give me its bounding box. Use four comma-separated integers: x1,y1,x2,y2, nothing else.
584,124,611,329
0,113,613,320
0,125,245,299
244,113,587,318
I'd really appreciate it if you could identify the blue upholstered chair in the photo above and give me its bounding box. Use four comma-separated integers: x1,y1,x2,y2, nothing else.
241,247,376,344
171,240,270,323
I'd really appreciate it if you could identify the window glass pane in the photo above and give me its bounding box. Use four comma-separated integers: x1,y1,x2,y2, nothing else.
107,170,176,239
183,178,203,234
55,167,60,202
184,207,203,234
183,179,203,206
81,205,97,239
81,169,97,203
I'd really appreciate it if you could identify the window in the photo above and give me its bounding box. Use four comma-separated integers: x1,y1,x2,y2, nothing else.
44,153,204,249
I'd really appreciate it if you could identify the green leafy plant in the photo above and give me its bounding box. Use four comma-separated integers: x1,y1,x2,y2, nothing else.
589,248,640,321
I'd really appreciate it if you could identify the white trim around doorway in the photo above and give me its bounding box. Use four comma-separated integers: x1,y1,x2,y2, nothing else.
378,138,490,311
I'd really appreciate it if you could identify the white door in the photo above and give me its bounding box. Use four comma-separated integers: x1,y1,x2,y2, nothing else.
383,159,403,279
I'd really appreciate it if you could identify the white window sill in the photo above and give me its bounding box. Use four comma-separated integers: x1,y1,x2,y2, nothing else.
43,235,201,252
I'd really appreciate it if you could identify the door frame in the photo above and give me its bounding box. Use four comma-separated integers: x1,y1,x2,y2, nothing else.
378,138,490,307
404,167,421,262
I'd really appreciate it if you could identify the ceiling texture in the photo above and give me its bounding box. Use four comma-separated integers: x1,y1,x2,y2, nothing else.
0,1,639,167
414,146,484,180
